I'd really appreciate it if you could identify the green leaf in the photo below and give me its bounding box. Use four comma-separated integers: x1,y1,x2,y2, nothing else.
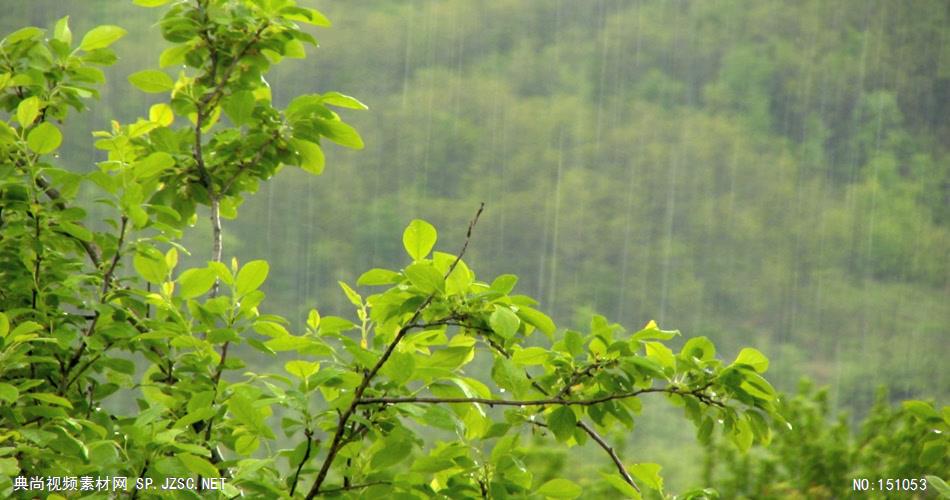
0,312,8,338
490,274,518,294
11,321,43,336
734,347,769,373
59,222,92,242
50,426,88,461
285,360,320,380
319,119,364,149
133,152,174,178
731,417,754,452
134,0,171,7
321,92,368,109
902,400,940,421
223,90,256,126
547,407,576,443
629,463,663,491
30,393,73,409
920,440,946,466
0,383,18,404
228,393,275,439
536,478,581,498
516,306,556,337
681,336,715,361
403,219,437,260
235,260,269,297
0,121,16,143
128,70,174,93
338,281,362,307
177,453,218,478
253,321,289,337
235,434,259,455
16,96,40,127
177,268,216,299
644,341,675,371
371,436,411,468
319,316,356,335
925,476,950,497
53,16,72,45
381,351,415,384
511,347,548,366
490,306,520,339
631,320,680,342
600,473,642,499
280,6,332,26
79,25,127,51
404,262,445,294
158,44,189,68
737,369,776,401
357,268,399,286
134,252,167,284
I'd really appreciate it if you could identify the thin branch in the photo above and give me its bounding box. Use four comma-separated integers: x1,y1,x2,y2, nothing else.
101,216,128,295
289,429,314,496
529,420,638,492
356,386,725,409
60,216,129,392
32,169,103,268
220,131,280,194
467,325,643,492
305,203,485,499
575,421,639,491
317,481,390,495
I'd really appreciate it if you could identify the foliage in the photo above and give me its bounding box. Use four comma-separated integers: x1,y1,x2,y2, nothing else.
0,1,790,498
701,381,950,499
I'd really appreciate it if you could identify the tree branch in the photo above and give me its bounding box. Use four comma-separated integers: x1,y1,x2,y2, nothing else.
356,386,725,409
464,322,644,492
317,481,390,495
289,428,315,496
60,215,129,393
305,203,484,499
34,175,102,268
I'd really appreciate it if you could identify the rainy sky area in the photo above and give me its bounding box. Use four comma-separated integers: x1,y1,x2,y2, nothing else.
3,0,948,491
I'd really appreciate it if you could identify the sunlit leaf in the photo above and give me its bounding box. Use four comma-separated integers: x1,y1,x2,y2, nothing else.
403,219,437,261
734,347,769,373
79,25,127,51
490,306,520,339
235,260,269,297
128,69,174,93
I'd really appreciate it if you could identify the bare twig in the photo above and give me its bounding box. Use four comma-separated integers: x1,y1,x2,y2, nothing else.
305,203,485,499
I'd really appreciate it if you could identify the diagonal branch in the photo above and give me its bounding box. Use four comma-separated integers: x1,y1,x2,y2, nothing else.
305,203,484,499
34,175,102,268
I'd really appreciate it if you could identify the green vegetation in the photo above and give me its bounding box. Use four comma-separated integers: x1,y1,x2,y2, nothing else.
0,0,947,498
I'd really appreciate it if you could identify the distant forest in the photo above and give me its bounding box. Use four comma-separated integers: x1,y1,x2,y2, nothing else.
4,0,947,488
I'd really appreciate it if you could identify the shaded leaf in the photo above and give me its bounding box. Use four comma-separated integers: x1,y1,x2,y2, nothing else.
547,407,576,443
536,478,581,498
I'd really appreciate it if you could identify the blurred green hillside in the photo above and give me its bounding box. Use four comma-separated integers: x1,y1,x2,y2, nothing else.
3,0,947,492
